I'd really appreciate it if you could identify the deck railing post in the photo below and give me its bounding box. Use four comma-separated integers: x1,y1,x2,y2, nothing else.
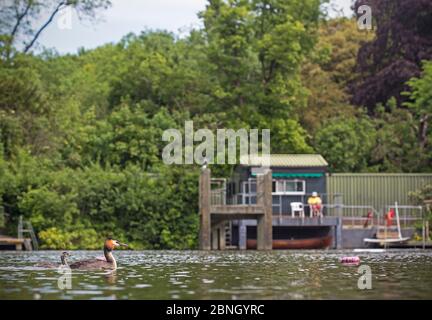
219,223,226,250
199,168,211,250
256,169,272,250
238,220,247,250
336,217,342,249
334,194,343,223
211,226,218,250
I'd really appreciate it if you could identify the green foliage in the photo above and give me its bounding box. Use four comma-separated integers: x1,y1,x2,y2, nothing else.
402,61,432,165
404,61,432,117
409,184,432,205
409,184,432,238
38,227,100,250
0,2,430,249
0,210,4,228
201,0,324,121
300,18,372,134
369,101,428,172
315,115,375,172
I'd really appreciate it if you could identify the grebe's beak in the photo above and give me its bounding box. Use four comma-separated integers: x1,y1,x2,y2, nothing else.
113,240,128,248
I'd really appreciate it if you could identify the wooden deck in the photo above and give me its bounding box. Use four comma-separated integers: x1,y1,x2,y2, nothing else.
0,235,32,250
200,168,273,250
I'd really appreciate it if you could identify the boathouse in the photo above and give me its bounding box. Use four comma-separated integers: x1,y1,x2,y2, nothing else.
227,154,328,215
227,154,335,249
200,154,431,250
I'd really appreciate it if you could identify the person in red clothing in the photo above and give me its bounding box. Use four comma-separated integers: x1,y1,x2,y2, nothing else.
363,211,373,228
385,209,395,227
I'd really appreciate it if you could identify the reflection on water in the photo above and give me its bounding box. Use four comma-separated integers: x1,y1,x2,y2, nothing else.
0,250,431,300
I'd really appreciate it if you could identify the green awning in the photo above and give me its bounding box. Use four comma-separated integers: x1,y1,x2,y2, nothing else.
251,172,323,178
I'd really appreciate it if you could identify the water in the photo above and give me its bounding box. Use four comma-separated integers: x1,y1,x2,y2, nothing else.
0,250,431,300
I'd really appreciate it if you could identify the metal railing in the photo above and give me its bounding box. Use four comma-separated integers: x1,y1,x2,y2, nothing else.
217,185,426,230
210,178,226,205
322,204,379,228
211,189,226,205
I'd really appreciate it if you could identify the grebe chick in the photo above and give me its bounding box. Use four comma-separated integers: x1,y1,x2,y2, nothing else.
68,238,127,270
60,251,71,266
35,251,70,268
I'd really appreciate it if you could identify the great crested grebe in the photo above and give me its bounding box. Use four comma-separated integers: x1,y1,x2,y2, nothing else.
68,238,127,270
35,251,70,268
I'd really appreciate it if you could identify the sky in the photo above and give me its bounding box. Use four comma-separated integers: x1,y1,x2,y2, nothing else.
36,0,355,54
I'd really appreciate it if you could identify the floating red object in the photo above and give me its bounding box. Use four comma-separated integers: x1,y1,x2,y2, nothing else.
340,256,360,264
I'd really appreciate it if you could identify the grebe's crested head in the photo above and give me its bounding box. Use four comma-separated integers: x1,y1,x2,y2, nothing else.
104,238,128,251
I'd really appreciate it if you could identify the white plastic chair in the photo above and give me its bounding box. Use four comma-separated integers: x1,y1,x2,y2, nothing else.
290,202,305,218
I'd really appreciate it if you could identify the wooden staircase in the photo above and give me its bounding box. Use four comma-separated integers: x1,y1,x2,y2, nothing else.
224,221,238,249
17,215,38,250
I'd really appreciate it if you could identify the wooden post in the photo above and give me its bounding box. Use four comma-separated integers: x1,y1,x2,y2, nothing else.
336,217,342,249
256,170,273,250
23,239,32,251
424,200,431,249
199,168,211,250
238,220,247,250
210,223,226,250
219,223,226,250
335,194,343,220
211,227,218,250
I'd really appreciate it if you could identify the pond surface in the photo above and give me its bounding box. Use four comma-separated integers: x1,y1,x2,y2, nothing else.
0,250,431,299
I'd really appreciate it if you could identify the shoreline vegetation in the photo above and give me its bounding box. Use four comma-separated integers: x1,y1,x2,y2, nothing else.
0,0,431,249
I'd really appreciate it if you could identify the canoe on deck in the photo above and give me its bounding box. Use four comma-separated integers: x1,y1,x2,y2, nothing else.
247,235,333,250
364,237,410,245
364,228,411,246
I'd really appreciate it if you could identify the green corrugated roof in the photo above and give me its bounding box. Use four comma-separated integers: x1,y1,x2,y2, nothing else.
240,154,328,168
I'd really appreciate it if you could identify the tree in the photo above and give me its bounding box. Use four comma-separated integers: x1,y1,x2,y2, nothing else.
201,0,325,121
200,0,255,111
0,0,111,59
314,115,375,172
351,0,432,112
403,61,432,151
409,183,432,238
300,18,371,134
108,31,212,116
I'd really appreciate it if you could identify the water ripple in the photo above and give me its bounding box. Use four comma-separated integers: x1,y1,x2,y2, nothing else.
0,249,431,299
